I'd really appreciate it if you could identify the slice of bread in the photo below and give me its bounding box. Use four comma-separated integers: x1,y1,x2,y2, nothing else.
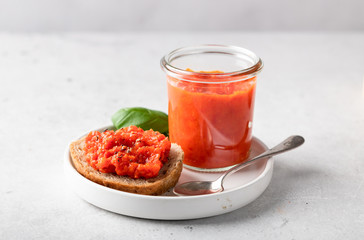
70,136,184,195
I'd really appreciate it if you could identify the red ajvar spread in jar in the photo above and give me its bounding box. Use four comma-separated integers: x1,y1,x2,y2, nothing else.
168,71,256,169
84,125,171,179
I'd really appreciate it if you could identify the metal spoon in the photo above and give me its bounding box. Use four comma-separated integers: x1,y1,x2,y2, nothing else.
173,135,304,196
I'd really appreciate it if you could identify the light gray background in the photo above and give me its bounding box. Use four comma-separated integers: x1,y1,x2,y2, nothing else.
0,0,363,32
1,1,364,239
0,32,363,240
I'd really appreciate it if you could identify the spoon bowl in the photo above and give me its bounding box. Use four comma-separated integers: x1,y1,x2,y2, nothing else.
173,181,222,195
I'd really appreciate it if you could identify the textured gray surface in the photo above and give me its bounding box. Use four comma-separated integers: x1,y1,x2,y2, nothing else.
0,0,363,31
0,32,363,239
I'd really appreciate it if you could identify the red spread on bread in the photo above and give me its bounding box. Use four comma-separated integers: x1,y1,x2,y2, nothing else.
84,126,171,179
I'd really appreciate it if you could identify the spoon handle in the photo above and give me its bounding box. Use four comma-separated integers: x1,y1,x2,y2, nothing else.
218,135,304,185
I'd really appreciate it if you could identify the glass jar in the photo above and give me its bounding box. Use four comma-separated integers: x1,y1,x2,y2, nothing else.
161,45,263,172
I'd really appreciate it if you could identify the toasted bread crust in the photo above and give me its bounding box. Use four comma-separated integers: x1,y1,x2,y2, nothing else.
70,136,184,195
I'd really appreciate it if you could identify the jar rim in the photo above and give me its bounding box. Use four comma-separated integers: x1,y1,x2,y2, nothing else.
160,44,263,83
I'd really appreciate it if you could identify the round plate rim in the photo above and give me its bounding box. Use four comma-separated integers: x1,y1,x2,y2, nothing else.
64,125,274,219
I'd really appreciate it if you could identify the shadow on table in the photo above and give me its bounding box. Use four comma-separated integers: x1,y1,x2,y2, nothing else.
155,160,324,225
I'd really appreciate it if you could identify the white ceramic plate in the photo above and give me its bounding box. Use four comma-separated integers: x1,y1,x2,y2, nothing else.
64,126,274,220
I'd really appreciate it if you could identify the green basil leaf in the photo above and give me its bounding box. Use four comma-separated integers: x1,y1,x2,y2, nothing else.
111,107,169,135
